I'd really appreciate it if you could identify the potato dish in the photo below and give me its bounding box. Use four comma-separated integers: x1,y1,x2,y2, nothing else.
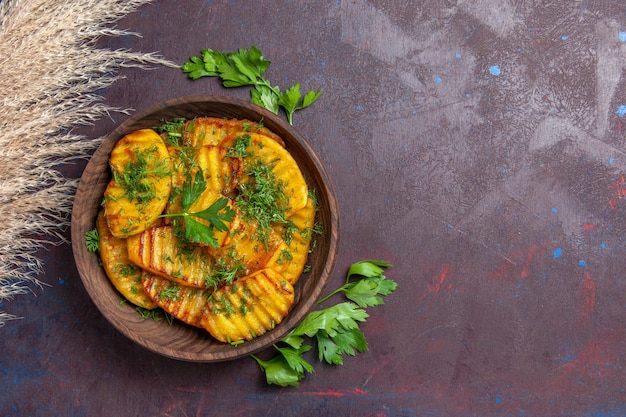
95,117,316,343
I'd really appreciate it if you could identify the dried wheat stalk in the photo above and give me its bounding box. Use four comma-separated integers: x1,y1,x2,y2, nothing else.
0,0,177,326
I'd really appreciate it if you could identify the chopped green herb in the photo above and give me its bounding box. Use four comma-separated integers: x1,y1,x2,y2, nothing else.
85,228,100,252
236,160,289,245
110,145,171,206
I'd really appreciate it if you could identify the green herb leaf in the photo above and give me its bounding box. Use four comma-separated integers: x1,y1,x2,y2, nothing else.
181,55,212,80
300,89,322,109
251,84,280,114
183,216,219,247
276,344,315,374
85,228,100,252
347,260,392,280
251,354,306,387
160,167,235,247
318,260,396,305
316,327,368,365
292,302,369,338
202,48,227,74
181,45,320,125
181,168,206,211
278,83,302,125
191,197,235,233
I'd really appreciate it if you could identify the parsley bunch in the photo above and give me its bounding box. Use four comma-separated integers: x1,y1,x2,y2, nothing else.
251,260,397,387
182,45,321,125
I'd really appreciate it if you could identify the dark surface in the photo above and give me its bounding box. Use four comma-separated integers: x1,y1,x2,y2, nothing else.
4,1,626,416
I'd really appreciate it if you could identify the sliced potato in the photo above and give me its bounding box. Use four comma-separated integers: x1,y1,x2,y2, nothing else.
96,210,157,309
210,214,283,274
202,268,295,343
141,268,295,343
126,225,214,289
141,272,207,328
104,129,172,238
266,196,317,285
234,132,308,214
184,117,283,148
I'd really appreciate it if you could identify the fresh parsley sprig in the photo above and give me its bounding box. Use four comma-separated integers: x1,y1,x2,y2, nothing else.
318,260,396,307
160,167,235,247
182,45,321,125
251,260,397,387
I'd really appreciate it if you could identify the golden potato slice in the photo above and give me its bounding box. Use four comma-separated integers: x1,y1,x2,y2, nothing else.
236,132,308,214
184,117,283,148
141,268,295,343
210,214,283,275
96,210,157,309
141,272,207,328
266,196,317,285
104,129,172,238
202,268,295,343
126,225,214,289
195,145,241,197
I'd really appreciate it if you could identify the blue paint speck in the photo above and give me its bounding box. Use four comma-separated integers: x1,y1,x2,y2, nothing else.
579,260,587,268
553,248,563,259
616,105,626,118
434,76,442,84
455,52,462,59
551,207,558,214
489,65,501,76
609,158,615,164
619,31,626,42
356,105,362,111
562,35,568,40
59,278,65,285
600,243,606,249
495,397,502,404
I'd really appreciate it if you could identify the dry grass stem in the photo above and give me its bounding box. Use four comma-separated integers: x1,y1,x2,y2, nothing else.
0,0,177,325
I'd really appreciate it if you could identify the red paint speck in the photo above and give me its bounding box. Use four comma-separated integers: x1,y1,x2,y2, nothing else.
608,174,626,209
431,265,449,295
582,222,598,231
490,242,549,280
417,264,453,301
303,388,369,398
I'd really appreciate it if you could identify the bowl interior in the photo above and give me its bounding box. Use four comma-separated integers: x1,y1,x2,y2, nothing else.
71,95,339,362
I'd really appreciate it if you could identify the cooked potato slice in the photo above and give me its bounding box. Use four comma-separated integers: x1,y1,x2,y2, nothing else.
266,196,317,285
229,132,308,214
210,214,283,275
96,210,157,309
126,225,214,288
195,145,241,197
104,129,172,238
184,117,283,148
202,268,295,343
141,272,207,328
141,268,295,343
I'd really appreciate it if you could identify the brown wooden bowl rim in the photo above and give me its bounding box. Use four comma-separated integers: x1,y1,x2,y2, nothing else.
71,94,339,362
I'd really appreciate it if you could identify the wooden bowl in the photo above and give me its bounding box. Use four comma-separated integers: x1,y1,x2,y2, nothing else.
71,95,339,362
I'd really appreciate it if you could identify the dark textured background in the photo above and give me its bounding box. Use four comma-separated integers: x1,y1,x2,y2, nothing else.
4,1,626,415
